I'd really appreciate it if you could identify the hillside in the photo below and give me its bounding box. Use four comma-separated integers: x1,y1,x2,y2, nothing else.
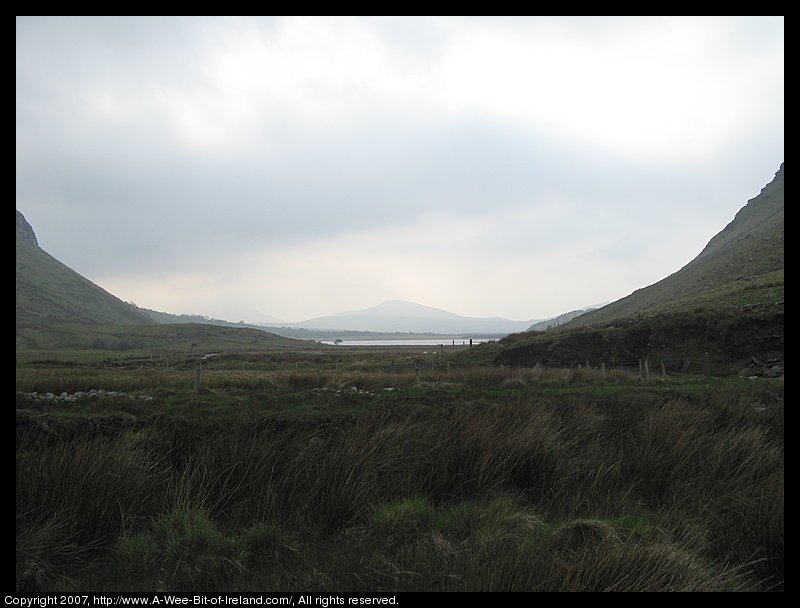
16,321,314,353
470,164,784,376
567,163,784,326
16,211,311,352
527,308,597,331
16,211,155,327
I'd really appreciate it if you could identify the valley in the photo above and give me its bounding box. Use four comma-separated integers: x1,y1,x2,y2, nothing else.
15,165,784,593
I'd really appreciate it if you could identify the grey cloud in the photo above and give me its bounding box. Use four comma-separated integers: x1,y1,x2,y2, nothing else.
16,16,783,320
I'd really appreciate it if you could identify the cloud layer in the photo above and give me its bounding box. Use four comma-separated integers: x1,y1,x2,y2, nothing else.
16,16,784,322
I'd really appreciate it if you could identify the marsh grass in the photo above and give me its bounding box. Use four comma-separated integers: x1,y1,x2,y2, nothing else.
16,357,783,592
15,358,640,397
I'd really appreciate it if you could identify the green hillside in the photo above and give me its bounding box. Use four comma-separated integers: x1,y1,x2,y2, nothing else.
16,321,315,353
15,211,312,352
568,163,784,325
471,164,784,376
16,211,155,327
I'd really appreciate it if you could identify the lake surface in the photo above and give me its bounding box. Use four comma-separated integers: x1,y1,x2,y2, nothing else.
319,339,494,346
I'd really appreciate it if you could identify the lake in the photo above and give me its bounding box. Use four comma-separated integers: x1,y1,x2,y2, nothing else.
318,338,495,346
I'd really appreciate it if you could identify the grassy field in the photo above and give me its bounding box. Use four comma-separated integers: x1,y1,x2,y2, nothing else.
16,346,784,592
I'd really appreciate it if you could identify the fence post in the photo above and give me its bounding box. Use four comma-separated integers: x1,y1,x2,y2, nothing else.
661,360,666,379
194,361,202,391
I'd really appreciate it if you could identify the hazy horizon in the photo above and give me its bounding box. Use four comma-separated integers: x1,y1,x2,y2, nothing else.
16,16,784,323
137,296,552,327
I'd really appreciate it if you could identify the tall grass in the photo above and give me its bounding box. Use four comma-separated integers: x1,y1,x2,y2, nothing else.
16,374,783,591
15,361,639,396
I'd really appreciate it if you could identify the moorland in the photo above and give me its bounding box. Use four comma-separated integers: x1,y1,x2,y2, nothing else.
16,345,783,592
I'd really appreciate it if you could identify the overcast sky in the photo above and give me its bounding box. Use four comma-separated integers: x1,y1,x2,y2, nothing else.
16,16,784,323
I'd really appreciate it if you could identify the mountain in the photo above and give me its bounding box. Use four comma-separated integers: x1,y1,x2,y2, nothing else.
16,211,307,352
16,210,155,327
285,299,537,335
565,163,784,327
478,164,784,376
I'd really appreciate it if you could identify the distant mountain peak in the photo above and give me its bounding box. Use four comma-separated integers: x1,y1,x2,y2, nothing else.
290,299,533,334
345,299,468,318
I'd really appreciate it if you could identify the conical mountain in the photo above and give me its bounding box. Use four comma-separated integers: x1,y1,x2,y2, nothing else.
289,299,534,334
